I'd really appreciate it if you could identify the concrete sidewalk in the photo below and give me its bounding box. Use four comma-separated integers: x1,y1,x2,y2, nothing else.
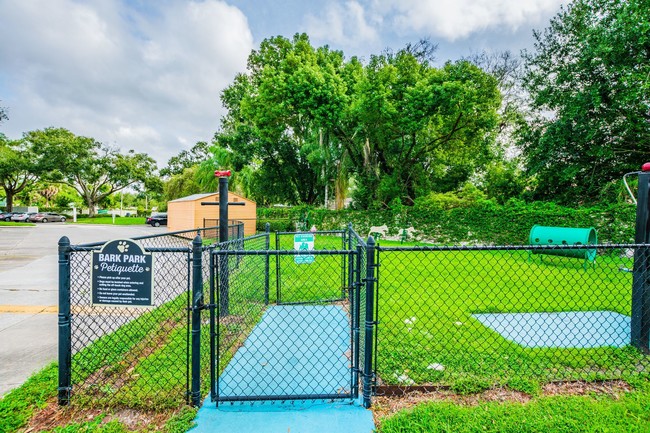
0,223,160,396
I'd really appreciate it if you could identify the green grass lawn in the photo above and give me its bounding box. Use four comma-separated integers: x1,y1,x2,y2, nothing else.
373,248,647,388
3,230,648,432
231,234,648,389
378,383,650,433
0,221,35,226
72,216,147,225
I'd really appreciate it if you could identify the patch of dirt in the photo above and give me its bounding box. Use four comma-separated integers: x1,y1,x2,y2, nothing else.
371,380,634,428
77,319,181,396
24,400,178,432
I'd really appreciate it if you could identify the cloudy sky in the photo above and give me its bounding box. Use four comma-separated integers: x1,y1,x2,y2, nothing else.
0,0,567,169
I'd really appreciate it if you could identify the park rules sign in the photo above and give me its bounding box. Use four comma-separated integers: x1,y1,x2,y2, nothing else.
91,239,154,307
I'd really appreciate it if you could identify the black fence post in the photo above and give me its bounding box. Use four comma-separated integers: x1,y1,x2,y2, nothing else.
58,236,72,406
632,170,650,351
191,235,204,406
275,231,281,303
352,242,362,400
265,223,271,305
209,248,217,402
362,236,376,408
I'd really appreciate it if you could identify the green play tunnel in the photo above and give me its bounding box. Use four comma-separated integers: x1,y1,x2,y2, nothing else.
529,225,598,262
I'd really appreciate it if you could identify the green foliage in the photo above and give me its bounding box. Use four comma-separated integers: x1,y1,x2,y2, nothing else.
215,35,502,209
23,128,158,217
257,200,636,244
0,134,45,211
450,377,492,395
506,377,542,395
521,0,650,204
0,364,58,432
379,387,650,432
160,141,210,178
163,166,202,201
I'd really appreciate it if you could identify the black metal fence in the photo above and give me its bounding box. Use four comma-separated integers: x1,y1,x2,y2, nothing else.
208,228,378,406
373,244,650,396
57,225,243,408
59,227,650,410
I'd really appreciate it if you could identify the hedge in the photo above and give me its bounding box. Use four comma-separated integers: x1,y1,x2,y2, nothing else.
256,200,637,245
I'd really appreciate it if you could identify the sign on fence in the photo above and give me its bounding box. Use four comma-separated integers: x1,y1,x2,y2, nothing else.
91,239,154,306
294,233,315,264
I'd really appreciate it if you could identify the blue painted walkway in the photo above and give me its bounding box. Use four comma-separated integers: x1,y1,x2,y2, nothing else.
219,305,352,399
473,310,631,348
191,305,375,432
190,399,375,433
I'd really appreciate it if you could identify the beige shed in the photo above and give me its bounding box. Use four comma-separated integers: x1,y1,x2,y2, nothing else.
167,192,257,236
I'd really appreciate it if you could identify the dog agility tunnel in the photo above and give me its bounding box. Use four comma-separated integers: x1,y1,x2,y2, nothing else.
529,225,598,262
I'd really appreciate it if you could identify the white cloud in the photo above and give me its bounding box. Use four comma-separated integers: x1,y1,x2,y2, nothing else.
373,0,565,41
0,0,253,167
304,1,380,50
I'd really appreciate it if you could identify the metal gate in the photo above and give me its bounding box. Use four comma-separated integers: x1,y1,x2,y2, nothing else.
209,228,377,407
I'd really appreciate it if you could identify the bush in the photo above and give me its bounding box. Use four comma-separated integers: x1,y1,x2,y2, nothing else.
256,199,636,244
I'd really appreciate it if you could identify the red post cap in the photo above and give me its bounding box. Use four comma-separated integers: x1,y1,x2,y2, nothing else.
642,162,650,172
214,170,232,177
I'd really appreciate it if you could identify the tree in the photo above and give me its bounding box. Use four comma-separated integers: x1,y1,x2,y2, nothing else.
0,134,45,211
25,128,158,216
215,34,350,205
216,35,501,209
521,0,650,203
37,185,60,208
163,166,202,201
160,141,211,177
339,51,501,208
0,101,8,125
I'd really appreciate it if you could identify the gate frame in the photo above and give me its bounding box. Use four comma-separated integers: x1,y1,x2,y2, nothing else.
209,227,378,407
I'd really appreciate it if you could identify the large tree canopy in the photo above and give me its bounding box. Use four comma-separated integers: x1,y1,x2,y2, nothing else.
0,134,47,211
215,34,501,208
25,127,157,216
521,0,650,203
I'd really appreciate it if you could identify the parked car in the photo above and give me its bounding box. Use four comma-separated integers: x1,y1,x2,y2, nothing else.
0,212,20,222
29,212,66,223
146,213,168,227
11,212,37,222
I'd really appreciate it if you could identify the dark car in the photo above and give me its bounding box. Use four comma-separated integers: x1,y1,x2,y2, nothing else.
146,213,167,227
29,212,66,223
11,212,37,222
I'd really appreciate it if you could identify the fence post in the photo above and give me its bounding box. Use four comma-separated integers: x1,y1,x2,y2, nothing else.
265,223,270,305
58,236,72,406
362,236,376,408
191,235,204,406
209,248,217,402
352,242,362,400
632,170,650,351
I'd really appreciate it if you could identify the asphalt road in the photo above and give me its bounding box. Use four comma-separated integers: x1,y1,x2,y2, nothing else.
0,223,162,396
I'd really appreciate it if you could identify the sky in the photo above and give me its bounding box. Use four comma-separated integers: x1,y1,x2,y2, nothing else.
0,0,567,169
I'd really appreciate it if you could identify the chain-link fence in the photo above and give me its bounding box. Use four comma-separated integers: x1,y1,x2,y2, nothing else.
373,244,650,396
58,223,650,410
58,225,243,408
210,229,369,404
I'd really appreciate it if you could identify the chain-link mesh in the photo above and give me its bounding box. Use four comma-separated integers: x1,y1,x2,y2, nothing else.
201,220,244,244
212,230,357,403
65,224,650,409
66,227,242,408
374,244,650,396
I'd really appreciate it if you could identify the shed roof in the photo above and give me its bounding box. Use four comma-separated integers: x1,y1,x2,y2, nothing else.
168,193,217,203
168,192,256,205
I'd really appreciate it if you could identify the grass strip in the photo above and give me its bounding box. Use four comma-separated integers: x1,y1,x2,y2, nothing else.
379,384,650,433
71,217,147,226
